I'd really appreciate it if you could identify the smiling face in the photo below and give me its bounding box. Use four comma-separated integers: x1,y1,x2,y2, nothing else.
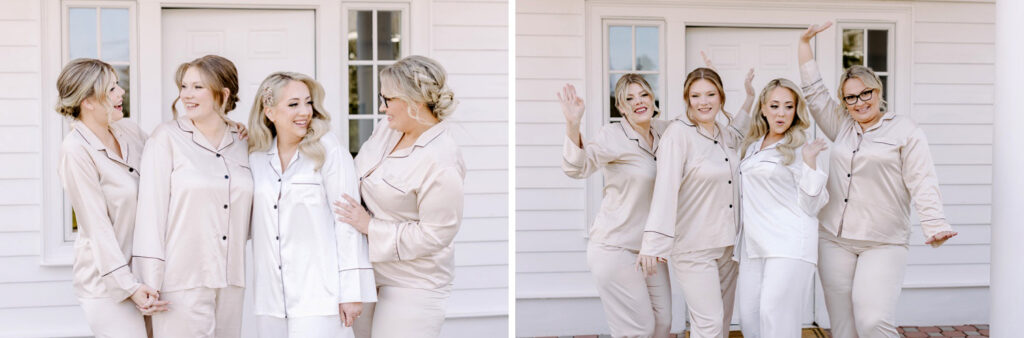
687,78,723,125
620,83,655,126
841,77,882,126
378,76,433,133
264,80,313,142
178,67,222,121
761,86,797,138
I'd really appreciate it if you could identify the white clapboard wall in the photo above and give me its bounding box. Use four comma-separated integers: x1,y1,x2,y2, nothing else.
0,0,508,337
515,0,993,336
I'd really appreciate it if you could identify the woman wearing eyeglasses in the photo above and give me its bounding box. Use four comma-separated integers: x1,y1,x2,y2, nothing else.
332,55,463,338
799,22,957,337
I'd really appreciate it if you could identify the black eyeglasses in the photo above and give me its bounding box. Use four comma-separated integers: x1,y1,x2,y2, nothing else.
378,92,391,109
842,88,875,105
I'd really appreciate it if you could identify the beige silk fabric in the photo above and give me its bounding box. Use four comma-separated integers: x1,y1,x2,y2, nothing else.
562,119,669,250
354,120,466,289
640,118,744,258
132,119,254,292
59,119,147,301
800,60,952,244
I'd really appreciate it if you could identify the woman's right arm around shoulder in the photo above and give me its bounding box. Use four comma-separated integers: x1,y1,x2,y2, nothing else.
559,83,616,178
798,21,847,141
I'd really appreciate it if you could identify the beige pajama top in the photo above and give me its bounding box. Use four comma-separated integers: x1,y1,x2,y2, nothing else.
640,118,745,259
562,119,669,251
800,60,952,244
59,119,147,300
355,120,466,289
132,119,254,292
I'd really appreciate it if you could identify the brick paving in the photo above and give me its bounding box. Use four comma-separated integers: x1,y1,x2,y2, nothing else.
529,324,990,338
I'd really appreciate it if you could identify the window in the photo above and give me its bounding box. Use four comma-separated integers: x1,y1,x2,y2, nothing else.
604,21,663,123
62,2,136,240
344,5,408,156
841,26,893,104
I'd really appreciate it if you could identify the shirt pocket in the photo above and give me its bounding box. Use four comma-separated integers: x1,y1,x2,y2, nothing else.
290,175,325,206
865,137,902,164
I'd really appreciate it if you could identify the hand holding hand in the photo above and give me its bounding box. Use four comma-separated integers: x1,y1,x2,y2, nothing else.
339,302,363,327
801,21,833,43
131,284,170,315
333,194,371,234
634,254,665,277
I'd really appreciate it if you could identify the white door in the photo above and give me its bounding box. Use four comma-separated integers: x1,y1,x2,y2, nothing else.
685,26,818,327
161,9,316,337
161,9,316,124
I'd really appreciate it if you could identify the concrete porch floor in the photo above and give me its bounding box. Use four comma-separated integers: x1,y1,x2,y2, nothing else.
531,324,991,338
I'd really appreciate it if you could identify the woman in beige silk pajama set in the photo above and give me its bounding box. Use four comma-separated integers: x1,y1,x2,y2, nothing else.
334,55,464,338
800,22,958,338
558,75,672,338
55,58,167,338
132,55,254,338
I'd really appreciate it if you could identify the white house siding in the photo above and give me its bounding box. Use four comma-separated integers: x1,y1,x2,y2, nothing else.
0,1,508,337
515,0,993,336
431,0,510,337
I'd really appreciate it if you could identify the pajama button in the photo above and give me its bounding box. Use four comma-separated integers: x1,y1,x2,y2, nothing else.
222,236,227,240
725,158,729,162
728,180,732,184
273,205,277,209
128,168,134,173
847,174,851,177
216,154,221,158
714,140,718,144
276,236,280,240
224,175,229,179
844,198,848,203
223,204,228,209
729,204,733,208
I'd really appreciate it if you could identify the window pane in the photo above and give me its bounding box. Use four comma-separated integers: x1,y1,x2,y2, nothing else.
377,11,401,60
349,119,375,156
842,29,864,69
879,75,888,104
114,65,130,118
867,29,888,72
348,65,374,115
348,11,373,60
636,26,658,71
69,8,97,59
100,8,129,62
608,26,631,71
609,73,622,118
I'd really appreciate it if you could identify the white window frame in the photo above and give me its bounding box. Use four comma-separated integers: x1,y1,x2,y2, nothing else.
836,23,895,111
41,0,139,265
340,2,410,153
602,19,666,125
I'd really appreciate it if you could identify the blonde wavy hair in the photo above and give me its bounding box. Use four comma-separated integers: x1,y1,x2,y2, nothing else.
740,78,811,165
379,55,458,122
247,72,331,171
613,74,660,119
839,65,887,113
683,67,732,125
55,58,117,120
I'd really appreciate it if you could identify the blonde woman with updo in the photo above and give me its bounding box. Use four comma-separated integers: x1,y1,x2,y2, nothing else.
132,55,253,338
639,65,754,338
55,58,169,337
332,55,464,338
248,72,376,337
557,75,671,338
799,22,956,338
735,78,829,338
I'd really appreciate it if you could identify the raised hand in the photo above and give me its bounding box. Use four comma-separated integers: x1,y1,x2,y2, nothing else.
556,84,585,127
802,139,829,170
801,21,833,43
701,51,716,70
744,68,756,97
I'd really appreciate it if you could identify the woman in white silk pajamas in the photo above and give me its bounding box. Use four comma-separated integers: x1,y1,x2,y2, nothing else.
799,22,957,338
735,78,829,338
558,75,671,338
247,72,377,337
333,55,464,338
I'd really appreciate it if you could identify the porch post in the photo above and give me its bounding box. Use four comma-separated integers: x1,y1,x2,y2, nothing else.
989,0,1024,335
